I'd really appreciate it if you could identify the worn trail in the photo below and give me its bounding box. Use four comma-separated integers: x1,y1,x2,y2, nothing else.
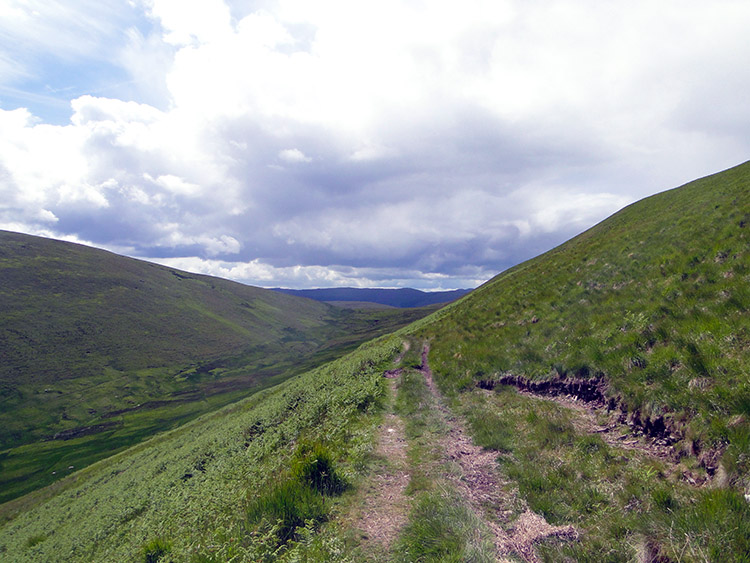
419,344,577,563
354,376,410,550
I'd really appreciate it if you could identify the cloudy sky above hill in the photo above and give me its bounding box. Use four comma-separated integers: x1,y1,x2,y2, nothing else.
1,0,749,289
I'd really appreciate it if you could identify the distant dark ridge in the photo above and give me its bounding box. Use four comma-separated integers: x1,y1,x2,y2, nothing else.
273,287,472,308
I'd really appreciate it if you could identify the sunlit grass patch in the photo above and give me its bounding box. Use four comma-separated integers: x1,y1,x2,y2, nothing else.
141,537,172,563
394,489,495,563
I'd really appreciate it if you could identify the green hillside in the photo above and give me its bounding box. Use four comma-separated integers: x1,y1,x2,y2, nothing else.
0,334,406,561
1,161,749,562
0,231,431,502
420,159,749,443
411,160,750,560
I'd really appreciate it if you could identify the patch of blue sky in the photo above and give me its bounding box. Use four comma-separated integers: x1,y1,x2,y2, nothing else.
0,60,135,125
0,1,160,125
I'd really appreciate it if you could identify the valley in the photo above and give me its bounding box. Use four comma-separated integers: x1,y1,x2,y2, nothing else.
0,160,749,561
0,231,434,503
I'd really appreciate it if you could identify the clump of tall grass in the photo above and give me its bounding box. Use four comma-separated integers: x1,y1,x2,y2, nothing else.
141,537,172,563
246,439,347,544
291,441,347,496
246,479,327,543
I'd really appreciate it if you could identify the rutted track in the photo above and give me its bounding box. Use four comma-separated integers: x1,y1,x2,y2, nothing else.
356,379,410,549
419,344,578,563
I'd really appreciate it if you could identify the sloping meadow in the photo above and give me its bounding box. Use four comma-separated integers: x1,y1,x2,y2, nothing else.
0,336,402,561
2,161,750,562
413,161,750,560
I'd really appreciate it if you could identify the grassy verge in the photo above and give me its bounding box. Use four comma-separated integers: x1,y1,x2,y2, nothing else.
391,365,496,562
459,386,750,561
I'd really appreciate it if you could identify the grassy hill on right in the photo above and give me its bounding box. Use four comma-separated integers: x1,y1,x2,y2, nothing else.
413,160,750,560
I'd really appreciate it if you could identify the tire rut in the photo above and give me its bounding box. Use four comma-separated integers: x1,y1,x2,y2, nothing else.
419,343,578,563
354,378,410,550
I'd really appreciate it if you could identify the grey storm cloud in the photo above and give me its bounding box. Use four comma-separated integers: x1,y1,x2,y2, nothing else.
1,0,750,289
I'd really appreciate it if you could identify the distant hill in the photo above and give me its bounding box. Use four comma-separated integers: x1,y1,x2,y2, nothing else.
273,287,471,308
0,231,431,502
2,161,749,562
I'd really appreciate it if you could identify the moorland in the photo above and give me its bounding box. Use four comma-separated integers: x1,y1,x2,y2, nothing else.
1,160,748,562
0,231,433,503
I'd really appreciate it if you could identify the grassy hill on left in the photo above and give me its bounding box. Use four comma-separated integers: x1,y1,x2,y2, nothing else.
0,230,430,503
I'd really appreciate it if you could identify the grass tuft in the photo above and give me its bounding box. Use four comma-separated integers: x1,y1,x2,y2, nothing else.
246,479,327,543
290,440,347,496
141,537,171,563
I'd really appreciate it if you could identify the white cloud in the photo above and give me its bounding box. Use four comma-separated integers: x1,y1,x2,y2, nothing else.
0,107,89,209
1,0,750,288
149,255,486,290
146,173,201,196
278,148,311,163
144,0,232,46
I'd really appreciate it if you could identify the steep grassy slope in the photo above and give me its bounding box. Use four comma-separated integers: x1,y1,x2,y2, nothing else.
410,160,750,560
0,335,404,561
419,160,749,438
0,231,431,502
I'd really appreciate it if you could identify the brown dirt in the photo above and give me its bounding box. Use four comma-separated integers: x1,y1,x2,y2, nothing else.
383,368,403,379
419,344,578,562
354,380,410,549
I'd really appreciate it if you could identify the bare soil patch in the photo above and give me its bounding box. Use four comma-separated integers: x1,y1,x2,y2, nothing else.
354,380,410,549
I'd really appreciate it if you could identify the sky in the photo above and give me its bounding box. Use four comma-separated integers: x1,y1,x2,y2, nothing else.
1,1,749,290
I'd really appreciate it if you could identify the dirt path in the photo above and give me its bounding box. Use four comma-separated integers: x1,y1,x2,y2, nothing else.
354,378,410,550
419,344,577,563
